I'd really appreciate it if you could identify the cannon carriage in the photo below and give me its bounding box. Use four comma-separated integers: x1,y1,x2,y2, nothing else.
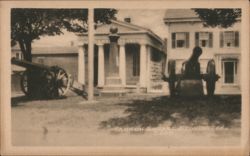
11,58,72,99
163,46,220,97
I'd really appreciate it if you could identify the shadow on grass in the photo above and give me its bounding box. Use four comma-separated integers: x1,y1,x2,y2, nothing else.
11,95,67,107
11,96,31,107
100,95,241,129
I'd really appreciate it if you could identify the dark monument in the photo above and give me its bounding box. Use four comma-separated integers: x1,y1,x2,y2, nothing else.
178,46,204,96
163,46,220,97
182,46,202,79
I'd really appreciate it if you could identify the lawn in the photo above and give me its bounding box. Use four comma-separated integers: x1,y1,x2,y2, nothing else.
100,95,241,129
11,94,241,146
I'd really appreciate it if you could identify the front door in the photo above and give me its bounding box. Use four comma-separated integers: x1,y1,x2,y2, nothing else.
125,44,140,85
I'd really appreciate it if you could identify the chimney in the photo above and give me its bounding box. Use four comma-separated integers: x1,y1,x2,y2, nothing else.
124,17,131,23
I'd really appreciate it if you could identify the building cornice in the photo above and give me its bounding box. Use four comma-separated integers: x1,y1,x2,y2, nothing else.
164,17,241,24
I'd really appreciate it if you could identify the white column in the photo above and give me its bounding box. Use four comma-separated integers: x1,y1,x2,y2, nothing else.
140,43,147,87
78,45,85,84
88,9,94,100
119,44,126,86
98,44,105,87
146,47,151,92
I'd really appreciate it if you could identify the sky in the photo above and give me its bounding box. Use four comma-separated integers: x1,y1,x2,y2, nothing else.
33,9,168,47
115,9,168,39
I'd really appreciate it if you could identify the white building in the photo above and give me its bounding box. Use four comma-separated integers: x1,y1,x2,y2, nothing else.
164,9,241,94
78,19,166,94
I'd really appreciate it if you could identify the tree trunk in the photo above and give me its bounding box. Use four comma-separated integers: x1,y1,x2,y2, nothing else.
18,39,39,98
18,39,32,62
24,40,32,62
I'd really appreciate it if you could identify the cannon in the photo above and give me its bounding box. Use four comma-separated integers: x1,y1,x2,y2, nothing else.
11,58,72,99
163,46,220,97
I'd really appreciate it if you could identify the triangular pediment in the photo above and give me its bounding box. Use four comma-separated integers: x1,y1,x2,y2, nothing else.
95,20,147,34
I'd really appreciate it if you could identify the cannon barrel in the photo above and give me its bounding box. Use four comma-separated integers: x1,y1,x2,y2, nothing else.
162,46,220,97
187,46,202,62
11,57,50,70
11,57,72,99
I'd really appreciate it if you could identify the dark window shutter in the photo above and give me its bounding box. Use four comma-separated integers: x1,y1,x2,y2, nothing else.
186,32,189,48
235,61,237,74
220,32,224,48
235,31,239,47
195,32,199,46
209,32,213,48
172,33,176,48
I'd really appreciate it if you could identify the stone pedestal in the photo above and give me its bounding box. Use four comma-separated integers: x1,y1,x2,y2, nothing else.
106,26,121,85
100,26,127,96
179,79,204,96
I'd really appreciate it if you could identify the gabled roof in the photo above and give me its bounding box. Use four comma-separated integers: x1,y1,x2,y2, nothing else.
95,20,144,34
82,19,163,44
164,9,200,23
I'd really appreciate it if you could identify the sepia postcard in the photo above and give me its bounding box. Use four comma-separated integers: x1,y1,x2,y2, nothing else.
0,0,249,155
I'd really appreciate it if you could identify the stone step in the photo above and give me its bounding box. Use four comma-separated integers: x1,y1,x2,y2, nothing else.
100,90,128,96
106,77,121,85
101,85,125,90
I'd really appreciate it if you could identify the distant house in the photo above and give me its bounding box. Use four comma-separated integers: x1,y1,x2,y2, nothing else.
164,9,241,94
11,19,167,94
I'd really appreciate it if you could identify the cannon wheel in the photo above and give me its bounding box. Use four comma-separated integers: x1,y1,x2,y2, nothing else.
20,70,28,95
168,60,176,97
206,60,216,96
55,67,71,97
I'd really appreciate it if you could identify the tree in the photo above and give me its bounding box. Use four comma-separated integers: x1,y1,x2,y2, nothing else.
11,9,117,98
193,9,241,28
11,9,117,61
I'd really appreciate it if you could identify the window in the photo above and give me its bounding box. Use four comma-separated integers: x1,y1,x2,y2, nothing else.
220,31,239,48
222,59,238,84
195,32,213,48
172,32,189,48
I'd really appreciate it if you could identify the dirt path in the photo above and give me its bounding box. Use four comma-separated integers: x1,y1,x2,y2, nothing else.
11,94,241,146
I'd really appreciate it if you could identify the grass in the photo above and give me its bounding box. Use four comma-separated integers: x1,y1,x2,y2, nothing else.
11,94,241,129
99,95,241,129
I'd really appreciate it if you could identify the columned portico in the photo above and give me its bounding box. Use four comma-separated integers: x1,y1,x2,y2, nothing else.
119,43,126,86
97,43,105,87
78,45,85,84
78,19,165,95
139,43,147,88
